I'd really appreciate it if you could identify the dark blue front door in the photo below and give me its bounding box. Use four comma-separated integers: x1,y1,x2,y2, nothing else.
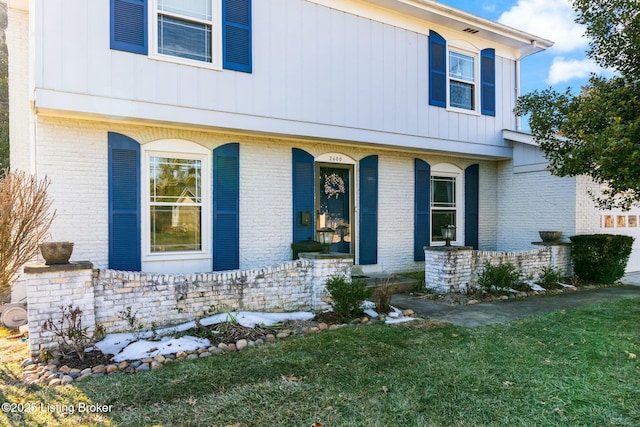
318,166,352,254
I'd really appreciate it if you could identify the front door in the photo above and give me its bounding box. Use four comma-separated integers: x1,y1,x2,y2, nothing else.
317,164,353,254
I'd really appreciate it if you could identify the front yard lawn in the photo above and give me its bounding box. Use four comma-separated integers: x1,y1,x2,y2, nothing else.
2,298,640,426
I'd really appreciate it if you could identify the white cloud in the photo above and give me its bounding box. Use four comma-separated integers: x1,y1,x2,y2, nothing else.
482,1,497,13
498,0,588,53
546,57,599,85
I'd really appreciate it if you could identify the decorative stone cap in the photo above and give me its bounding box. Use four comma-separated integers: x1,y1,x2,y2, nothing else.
424,246,474,252
298,252,354,260
532,241,571,247
24,261,94,274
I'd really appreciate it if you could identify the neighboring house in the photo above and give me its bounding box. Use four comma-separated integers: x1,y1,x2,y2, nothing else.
6,0,640,277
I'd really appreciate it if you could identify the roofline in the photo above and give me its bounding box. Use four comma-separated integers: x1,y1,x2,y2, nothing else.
410,0,554,51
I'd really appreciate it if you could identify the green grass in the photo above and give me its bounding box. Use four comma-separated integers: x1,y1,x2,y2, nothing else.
2,298,640,426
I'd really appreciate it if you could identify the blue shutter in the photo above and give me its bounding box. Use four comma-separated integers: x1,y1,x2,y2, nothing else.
110,0,148,54
223,0,252,72
359,156,378,265
414,159,431,261
292,149,315,243
465,164,480,250
108,132,141,271
481,48,496,116
429,30,446,108
213,143,240,271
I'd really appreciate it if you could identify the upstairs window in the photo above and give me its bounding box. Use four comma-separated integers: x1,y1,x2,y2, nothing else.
429,30,495,116
449,51,476,111
111,0,252,73
152,0,221,67
156,0,214,63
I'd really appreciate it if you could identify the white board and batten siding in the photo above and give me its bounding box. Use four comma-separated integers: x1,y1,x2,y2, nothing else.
35,0,516,158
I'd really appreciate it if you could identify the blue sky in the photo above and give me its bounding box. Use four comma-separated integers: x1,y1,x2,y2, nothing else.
438,0,607,96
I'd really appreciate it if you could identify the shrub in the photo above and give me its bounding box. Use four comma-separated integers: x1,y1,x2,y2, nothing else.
537,265,565,288
325,276,371,317
477,262,522,293
570,234,634,284
0,169,55,303
43,305,93,362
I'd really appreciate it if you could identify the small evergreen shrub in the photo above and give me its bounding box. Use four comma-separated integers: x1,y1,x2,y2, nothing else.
477,262,522,293
570,234,634,284
325,276,371,317
537,265,566,288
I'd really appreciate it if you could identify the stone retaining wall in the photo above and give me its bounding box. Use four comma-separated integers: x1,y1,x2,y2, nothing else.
25,253,353,355
424,243,571,293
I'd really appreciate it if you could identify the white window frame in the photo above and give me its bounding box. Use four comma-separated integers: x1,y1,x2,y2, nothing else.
430,163,464,246
447,45,480,115
142,139,212,263
149,0,222,70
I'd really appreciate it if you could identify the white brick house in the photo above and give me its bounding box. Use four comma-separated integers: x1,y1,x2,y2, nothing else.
7,0,640,279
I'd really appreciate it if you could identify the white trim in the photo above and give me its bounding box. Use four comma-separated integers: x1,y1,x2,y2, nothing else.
446,45,481,116
149,0,222,70
141,139,212,272
304,0,553,59
430,162,464,246
34,90,516,159
315,152,357,165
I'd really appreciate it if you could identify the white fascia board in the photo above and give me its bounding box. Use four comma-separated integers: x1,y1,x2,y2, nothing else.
503,129,538,146
306,0,554,58
35,88,513,159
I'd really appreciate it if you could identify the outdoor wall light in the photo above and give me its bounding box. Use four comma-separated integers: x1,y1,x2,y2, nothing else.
316,227,336,252
441,225,456,246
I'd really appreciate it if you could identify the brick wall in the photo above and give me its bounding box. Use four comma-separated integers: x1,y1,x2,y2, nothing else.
24,254,352,355
25,262,96,355
7,5,33,172
424,244,571,293
30,116,500,275
497,160,577,251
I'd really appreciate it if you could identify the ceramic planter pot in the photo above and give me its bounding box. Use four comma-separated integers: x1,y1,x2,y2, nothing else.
538,231,562,242
39,241,74,265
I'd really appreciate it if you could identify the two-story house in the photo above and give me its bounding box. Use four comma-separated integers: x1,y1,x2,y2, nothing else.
7,0,640,276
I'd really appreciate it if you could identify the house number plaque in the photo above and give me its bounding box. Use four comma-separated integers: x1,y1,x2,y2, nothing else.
315,152,355,165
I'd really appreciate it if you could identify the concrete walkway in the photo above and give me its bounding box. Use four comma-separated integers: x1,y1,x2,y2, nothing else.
391,284,640,327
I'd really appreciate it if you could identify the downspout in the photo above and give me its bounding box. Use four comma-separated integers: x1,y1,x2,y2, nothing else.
515,41,539,131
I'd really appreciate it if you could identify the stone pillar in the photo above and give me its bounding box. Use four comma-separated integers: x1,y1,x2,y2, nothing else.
24,262,94,356
299,252,354,311
532,241,572,277
424,246,474,294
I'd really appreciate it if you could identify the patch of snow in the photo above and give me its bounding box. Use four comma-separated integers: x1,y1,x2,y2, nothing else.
111,336,210,362
361,300,376,310
363,309,379,319
95,311,315,362
529,283,547,292
558,282,575,288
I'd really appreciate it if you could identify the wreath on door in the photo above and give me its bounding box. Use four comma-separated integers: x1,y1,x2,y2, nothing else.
324,173,345,199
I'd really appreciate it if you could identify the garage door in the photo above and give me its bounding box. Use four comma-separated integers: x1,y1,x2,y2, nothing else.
601,213,640,272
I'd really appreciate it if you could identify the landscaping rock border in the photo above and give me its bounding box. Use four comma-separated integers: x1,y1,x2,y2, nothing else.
21,311,417,386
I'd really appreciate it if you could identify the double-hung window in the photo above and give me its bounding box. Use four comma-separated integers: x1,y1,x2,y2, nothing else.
152,0,222,68
449,51,476,111
149,156,203,253
429,30,495,116
431,176,457,242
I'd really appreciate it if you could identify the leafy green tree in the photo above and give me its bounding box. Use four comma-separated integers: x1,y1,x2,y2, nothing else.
515,0,640,210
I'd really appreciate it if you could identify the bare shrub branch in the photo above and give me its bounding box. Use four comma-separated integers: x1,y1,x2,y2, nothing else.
0,169,56,302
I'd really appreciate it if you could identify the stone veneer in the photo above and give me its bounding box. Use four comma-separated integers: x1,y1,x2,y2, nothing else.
424,243,571,294
24,253,353,356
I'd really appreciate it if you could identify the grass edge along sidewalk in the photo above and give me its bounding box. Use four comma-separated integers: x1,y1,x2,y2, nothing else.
1,297,640,426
